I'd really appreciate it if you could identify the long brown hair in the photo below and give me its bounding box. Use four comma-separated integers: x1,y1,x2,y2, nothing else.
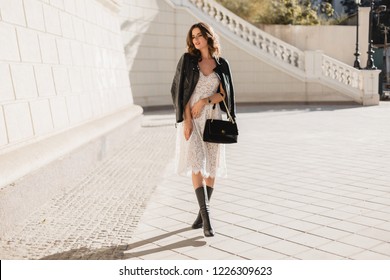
186,22,221,60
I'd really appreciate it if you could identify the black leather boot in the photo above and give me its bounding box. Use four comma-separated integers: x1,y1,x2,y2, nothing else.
194,186,214,237
192,186,213,229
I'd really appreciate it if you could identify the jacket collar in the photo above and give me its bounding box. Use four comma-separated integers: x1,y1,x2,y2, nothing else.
189,54,221,65
214,56,221,66
189,54,222,73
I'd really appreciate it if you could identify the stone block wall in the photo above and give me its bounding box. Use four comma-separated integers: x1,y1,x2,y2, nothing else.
119,0,178,107
0,0,134,154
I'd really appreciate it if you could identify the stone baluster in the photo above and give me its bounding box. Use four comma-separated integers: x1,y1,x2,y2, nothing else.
284,48,291,64
202,2,209,13
340,67,346,83
322,61,328,77
294,52,302,69
333,65,338,81
237,23,243,38
265,38,271,54
346,70,351,85
257,34,264,50
215,6,221,20
244,26,250,42
279,45,286,63
351,71,359,88
196,0,203,9
229,19,236,35
219,12,225,25
271,41,278,59
251,30,257,46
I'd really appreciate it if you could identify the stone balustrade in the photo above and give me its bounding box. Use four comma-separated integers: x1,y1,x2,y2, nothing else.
322,55,360,90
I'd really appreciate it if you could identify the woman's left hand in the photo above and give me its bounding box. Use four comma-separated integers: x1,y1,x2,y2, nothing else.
191,99,206,119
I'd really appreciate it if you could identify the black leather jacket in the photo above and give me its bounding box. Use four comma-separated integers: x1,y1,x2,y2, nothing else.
171,53,236,123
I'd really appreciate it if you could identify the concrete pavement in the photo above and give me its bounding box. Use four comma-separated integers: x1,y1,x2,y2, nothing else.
1,103,390,260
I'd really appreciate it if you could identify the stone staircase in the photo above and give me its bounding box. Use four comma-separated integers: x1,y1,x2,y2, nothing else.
171,0,380,105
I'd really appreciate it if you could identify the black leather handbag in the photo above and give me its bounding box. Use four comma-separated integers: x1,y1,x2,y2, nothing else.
203,92,238,144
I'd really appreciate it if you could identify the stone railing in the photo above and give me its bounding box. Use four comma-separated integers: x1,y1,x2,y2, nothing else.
322,55,361,90
187,0,305,71
305,51,380,104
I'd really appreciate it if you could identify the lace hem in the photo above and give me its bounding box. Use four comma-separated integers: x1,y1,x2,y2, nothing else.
175,165,227,179
174,122,227,179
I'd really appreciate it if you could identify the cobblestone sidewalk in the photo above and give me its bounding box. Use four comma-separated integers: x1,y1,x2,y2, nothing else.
0,112,176,260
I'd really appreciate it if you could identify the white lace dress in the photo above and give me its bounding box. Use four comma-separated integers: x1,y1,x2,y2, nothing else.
175,71,227,178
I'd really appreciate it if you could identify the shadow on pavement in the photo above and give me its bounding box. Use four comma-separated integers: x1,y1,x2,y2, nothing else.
236,102,361,114
40,227,205,260
141,103,362,116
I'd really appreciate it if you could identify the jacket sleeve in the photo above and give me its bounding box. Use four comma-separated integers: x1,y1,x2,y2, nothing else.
226,59,236,118
171,54,185,123
220,58,236,119
171,54,185,115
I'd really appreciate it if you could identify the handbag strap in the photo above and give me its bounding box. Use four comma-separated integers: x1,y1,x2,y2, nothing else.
219,92,235,124
209,83,235,124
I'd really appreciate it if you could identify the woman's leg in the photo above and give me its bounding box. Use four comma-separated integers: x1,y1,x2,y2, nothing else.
204,177,215,188
192,173,214,237
192,176,214,229
191,172,205,228
191,169,216,188
192,172,204,189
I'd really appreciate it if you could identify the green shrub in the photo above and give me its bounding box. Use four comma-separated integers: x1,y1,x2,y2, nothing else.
215,0,341,25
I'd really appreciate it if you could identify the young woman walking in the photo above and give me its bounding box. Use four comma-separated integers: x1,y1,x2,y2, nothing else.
171,22,236,237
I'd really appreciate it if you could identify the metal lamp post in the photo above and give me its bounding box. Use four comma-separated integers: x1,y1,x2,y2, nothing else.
384,26,390,96
354,0,361,69
364,1,386,69
365,0,376,69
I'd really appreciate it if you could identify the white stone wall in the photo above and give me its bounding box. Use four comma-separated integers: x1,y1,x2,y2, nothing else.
0,0,134,154
119,0,178,107
260,8,371,68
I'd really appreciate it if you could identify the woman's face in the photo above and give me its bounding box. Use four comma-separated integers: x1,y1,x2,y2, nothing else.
192,27,208,51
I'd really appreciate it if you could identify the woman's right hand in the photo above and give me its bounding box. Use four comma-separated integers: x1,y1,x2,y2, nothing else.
184,119,193,141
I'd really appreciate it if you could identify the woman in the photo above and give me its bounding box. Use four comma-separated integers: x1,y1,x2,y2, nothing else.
171,22,236,237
